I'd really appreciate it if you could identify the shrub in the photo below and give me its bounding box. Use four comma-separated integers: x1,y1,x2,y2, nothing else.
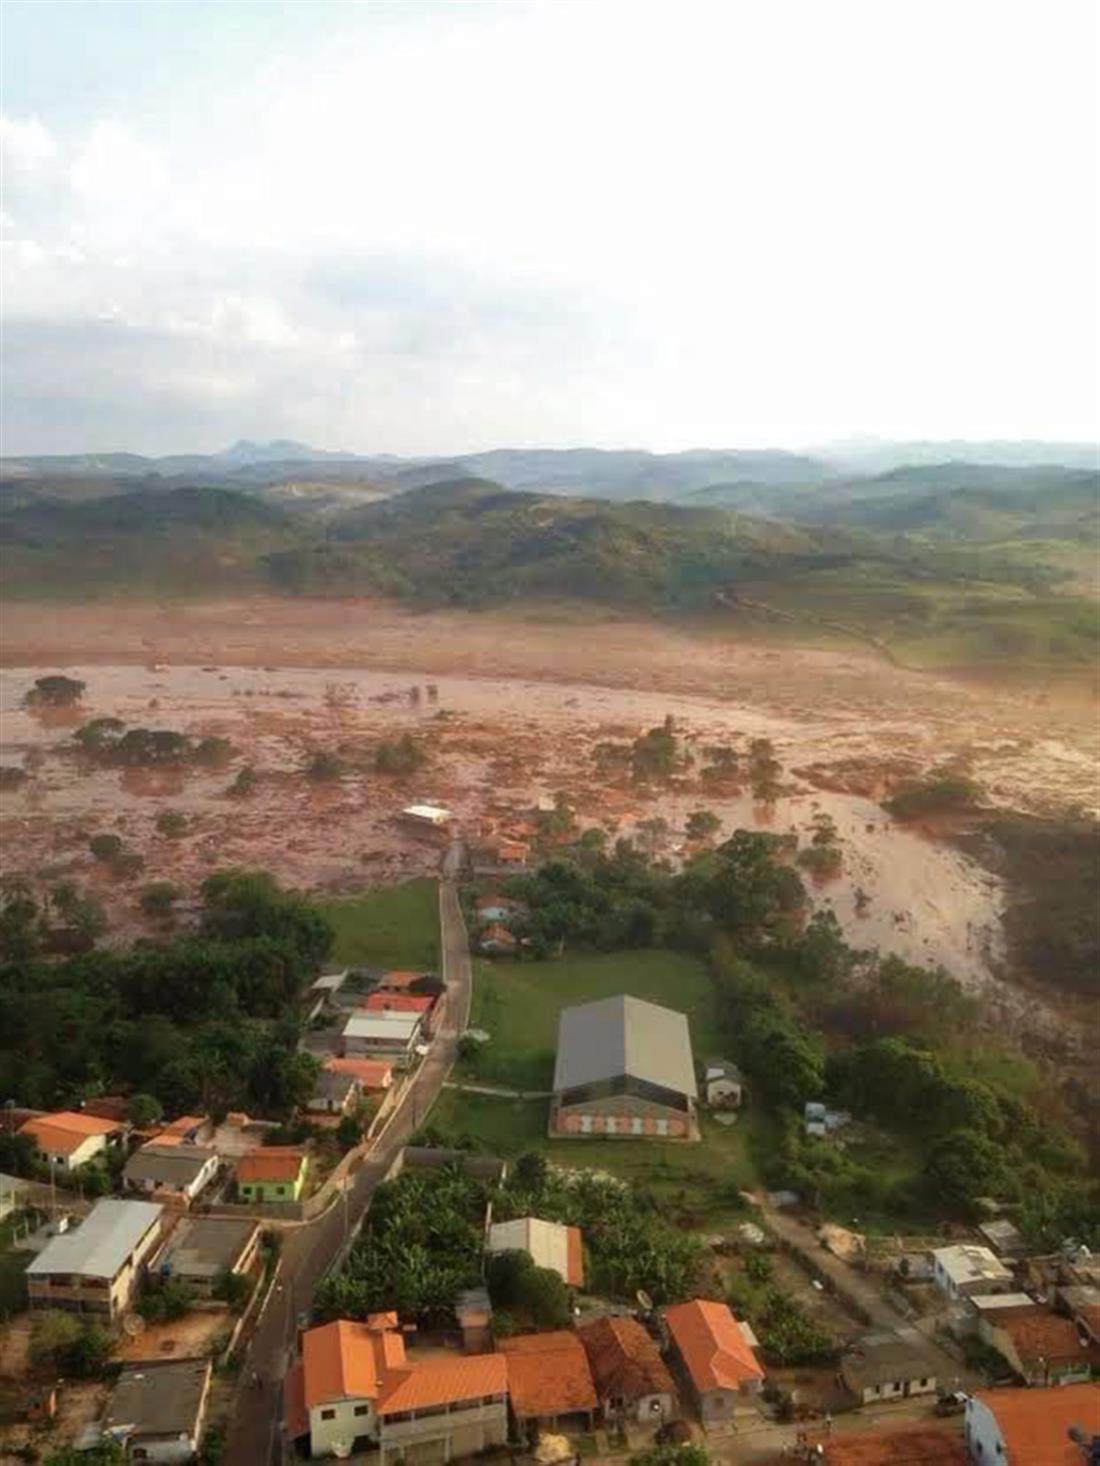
89,833,123,861
305,750,344,781
155,810,188,837
140,881,181,915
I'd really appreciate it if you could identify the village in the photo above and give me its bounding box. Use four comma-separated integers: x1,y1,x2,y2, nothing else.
1,859,1098,1464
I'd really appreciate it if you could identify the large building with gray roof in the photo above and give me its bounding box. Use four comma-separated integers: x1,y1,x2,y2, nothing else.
550,994,698,1140
26,1198,164,1319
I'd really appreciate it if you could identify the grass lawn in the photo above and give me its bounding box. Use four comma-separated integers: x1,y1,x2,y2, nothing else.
426,1087,768,1225
464,948,724,1092
318,878,439,969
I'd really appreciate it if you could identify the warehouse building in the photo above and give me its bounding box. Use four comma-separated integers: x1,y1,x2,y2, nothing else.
550,994,698,1139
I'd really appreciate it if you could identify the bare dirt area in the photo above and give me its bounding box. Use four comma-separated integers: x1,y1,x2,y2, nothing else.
0,597,1095,1012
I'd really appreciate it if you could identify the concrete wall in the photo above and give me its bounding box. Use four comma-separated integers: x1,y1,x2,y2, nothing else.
310,1397,377,1458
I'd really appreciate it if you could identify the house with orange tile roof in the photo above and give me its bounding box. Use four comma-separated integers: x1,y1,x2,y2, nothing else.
288,1315,508,1461
824,1421,968,1464
375,969,437,994
662,1298,764,1421
578,1314,677,1425
498,1331,598,1434
235,1146,308,1203
19,1111,124,1173
324,1056,394,1091
965,1382,1100,1465
976,1303,1096,1386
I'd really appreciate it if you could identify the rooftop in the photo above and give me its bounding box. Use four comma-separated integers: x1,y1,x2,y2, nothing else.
663,1299,764,1392
932,1244,1014,1286
841,1331,938,1390
363,992,435,1014
990,1305,1095,1366
123,1143,214,1189
156,1216,259,1281
499,1331,598,1418
487,1217,584,1287
308,1070,359,1106
971,1293,1037,1312
553,994,697,1099
325,1056,394,1088
377,969,436,991
343,1011,423,1041
27,1199,163,1280
974,1382,1100,1465
578,1315,675,1401
103,1358,211,1441
236,1147,306,1183
20,1110,121,1155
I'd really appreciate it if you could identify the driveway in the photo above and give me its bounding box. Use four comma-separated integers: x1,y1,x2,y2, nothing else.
224,857,472,1465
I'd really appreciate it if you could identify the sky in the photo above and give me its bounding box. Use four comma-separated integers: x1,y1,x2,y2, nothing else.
1,0,1098,457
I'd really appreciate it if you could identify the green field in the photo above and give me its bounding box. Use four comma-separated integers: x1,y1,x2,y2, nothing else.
428,1087,767,1223
318,878,439,969
463,948,724,1092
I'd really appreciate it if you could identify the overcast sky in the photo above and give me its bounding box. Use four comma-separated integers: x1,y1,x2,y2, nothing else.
1,0,1098,456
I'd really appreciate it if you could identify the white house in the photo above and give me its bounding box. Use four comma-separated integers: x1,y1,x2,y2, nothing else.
122,1143,219,1204
19,1111,122,1173
401,803,453,828
931,1244,1014,1300
341,1011,424,1067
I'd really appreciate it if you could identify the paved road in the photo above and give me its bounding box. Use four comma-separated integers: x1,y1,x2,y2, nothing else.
225,854,472,1465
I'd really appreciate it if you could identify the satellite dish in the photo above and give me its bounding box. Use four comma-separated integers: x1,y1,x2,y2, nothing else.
122,1313,145,1337
636,1289,654,1312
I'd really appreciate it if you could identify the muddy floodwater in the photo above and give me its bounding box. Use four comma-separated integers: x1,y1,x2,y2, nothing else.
1,660,1010,990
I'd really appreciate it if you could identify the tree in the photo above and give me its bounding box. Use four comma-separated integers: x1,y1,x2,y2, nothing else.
213,1269,252,1308
46,1444,125,1466
305,749,344,781
632,724,679,782
513,1151,548,1193
89,832,123,861
30,1308,82,1364
685,809,721,842
155,810,188,837
126,1092,163,1127
925,1130,1009,1213
111,851,146,881
629,1446,710,1466
375,733,427,776
140,880,181,915
194,735,234,765
228,764,258,796
0,874,39,961
74,716,126,754
337,1113,363,1150
26,674,86,707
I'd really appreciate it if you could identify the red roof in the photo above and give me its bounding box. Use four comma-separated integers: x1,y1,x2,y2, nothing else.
578,1315,675,1401
20,1111,120,1155
499,1332,598,1418
301,1316,505,1415
826,1424,968,1464
325,1057,394,1089
994,1306,1095,1366
362,993,434,1014
663,1299,764,1392
976,1382,1100,1465
377,969,432,991
236,1146,306,1183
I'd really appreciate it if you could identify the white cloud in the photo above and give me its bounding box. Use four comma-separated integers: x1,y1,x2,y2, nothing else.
0,114,57,168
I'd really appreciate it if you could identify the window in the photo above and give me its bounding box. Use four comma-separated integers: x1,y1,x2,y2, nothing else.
321,1409,336,1421
354,1405,370,1417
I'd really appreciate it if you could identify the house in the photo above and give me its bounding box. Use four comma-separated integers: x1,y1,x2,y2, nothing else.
149,1114,212,1147
26,1198,163,1319
0,1172,29,1221
964,1382,1100,1464
306,1070,362,1118
288,1314,508,1462
578,1314,677,1425
101,1357,212,1463
311,969,350,996
479,923,519,954
703,1060,743,1110
493,838,530,866
662,1299,764,1420
977,1217,1026,1260
475,897,523,925
122,1142,218,1205
931,1244,1014,1300
342,1011,424,1067
401,802,453,828
375,969,438,994
154,1215,261,1295
1058,1284,1100,1345
498,1331,598,1434
824,1422,968,1464
839,1330,939,1405
236,1147,308,1203
976,1302,1095,1385
19,1110,122,1172
486,1216,584,1287
363,991,439,1036
324,1056,394,1092
550,994,698,1140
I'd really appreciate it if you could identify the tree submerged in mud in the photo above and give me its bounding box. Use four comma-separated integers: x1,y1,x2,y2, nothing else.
25,674,86,707
74,718,234,769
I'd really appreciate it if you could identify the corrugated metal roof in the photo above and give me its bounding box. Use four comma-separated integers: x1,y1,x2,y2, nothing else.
343,1012,422,1040
487,1217,584,1287
123,1143,213,1188
27,1199,162,1280
552,995,697,1098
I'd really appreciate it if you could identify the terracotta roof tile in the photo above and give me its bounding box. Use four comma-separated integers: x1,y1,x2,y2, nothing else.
975,1382,1100,1465
825,1424,968,1464
20,1111,120,1154
578,1316,676,1401
378,1353,508,1414
995,1307,1094,1365
325,1057,394,1089
499,1332,598,1418
663,1299,764,1392
302,1320,383,1409
236,1146,306,1183
378,970,431,991
363,993,434,1014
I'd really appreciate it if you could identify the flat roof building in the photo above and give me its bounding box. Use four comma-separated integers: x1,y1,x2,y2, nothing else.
551,994,697,1140
486,1217,584,1287
27,1198,163,1319
839,1330,939,1406
342,1010,424,1067
102,1357,212,1463
123,1142,219,1204
155,1215,261,1294
931,1244,1014,1300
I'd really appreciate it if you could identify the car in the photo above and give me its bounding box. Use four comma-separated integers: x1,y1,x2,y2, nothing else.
935,1390,968,1416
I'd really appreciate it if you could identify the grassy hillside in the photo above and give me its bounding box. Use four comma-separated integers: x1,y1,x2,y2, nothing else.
1,477,1095,673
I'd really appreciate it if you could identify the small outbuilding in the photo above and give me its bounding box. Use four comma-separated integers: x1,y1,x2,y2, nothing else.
486,1217,584,1287
122,1143,218,1204
102,1357,212,1463
703,1060,743,1110
840,1330,939,1405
